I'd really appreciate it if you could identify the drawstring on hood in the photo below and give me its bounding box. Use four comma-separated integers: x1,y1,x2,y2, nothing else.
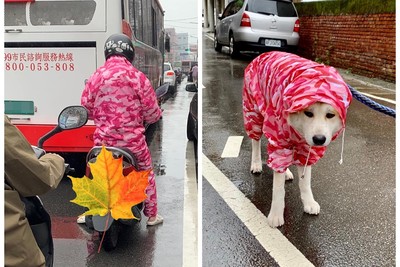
301,147,312,179
301,127,345,179
339,128,346,165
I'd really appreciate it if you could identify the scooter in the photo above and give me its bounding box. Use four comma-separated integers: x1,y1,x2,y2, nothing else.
24,105,89,267
82,83,169,251
83,146,143,251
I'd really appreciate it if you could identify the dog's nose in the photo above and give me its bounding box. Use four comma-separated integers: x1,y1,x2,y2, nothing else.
312,135,326,146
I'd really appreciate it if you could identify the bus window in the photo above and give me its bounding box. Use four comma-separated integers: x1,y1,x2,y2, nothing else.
5,3,27,26
30,1,96,26
128,0,164,49
129,0,144,42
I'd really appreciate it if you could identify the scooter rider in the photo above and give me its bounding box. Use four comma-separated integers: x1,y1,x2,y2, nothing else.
4,116,65,266
80,33,164,226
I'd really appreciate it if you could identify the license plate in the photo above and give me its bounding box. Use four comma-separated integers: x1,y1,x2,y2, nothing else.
265,39,281,47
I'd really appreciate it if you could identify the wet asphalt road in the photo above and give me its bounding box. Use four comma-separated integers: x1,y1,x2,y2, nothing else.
202,34,395,267
40,80,198,267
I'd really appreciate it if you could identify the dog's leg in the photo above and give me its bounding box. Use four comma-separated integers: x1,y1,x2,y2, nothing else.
267,171,286,227
250,139,262,174
297,166,320,215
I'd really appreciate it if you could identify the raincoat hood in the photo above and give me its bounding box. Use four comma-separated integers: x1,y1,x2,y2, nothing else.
283,66,352,136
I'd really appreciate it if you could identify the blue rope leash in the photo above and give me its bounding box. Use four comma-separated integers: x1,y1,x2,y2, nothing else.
347,84,396,118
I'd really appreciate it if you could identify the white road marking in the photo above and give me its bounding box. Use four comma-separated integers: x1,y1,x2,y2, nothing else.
205,33,213,41
221,136,244,158
182,141,198,267
203,154,315,267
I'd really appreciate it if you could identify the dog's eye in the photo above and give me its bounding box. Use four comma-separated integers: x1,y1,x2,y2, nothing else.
326,113,335,119
304,111,314,118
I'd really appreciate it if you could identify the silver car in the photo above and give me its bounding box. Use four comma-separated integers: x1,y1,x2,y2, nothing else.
214,0,300,58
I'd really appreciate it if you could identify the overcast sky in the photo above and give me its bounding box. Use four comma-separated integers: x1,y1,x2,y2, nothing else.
158,0,199,44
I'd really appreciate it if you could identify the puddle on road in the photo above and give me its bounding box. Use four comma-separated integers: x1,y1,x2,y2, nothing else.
52,217,100,265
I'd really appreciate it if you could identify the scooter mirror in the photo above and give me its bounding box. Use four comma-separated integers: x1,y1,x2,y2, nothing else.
58,106,89,130
185,83,198,92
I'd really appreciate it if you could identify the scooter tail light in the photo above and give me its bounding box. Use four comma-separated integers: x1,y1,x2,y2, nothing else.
240,12,251,27
166,71,175,76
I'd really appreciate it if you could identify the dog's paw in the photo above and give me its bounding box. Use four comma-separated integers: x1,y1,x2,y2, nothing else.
250,162,262,174
267,213,284,228
285,169,294,180
303,200,320,215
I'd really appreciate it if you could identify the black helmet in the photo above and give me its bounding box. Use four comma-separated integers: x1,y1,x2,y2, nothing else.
104,34,135,62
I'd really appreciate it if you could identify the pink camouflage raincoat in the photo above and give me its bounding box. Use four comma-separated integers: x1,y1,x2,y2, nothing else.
81,55,162,217
243,51,352,173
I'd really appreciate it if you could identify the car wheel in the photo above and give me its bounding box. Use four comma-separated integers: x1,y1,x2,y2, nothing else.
229,34,240,58
214,32,222,52
187,113,196,141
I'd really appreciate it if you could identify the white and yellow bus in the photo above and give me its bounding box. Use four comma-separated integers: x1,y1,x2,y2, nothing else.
5,0,166,155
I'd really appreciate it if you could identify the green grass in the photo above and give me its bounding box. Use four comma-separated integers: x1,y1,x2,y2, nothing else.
295,0,395,16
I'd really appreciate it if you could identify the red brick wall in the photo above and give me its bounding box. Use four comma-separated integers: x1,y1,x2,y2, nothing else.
297,14,395,82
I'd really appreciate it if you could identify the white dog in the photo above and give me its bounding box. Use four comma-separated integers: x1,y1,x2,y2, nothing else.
243,52,352,228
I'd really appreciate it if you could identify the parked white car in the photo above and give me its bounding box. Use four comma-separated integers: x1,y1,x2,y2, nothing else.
163,62,176,93
214,0,300,58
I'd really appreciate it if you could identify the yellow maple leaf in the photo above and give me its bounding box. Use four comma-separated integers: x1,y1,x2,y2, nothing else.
68,146,150,220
